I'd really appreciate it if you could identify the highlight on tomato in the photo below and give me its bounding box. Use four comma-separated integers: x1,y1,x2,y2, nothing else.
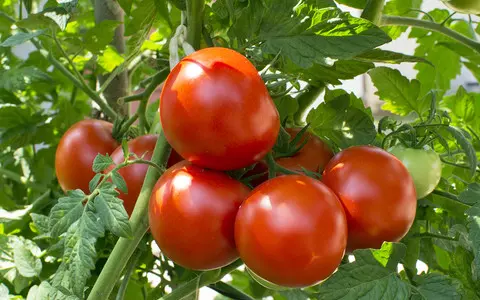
149,161,250,270
160,47,280,171
55,119,119,193
234,175,347,288
322,146,417,251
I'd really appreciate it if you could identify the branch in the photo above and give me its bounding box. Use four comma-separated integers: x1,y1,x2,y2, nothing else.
381,15,480,54
87,133,172,300
361,0,386,25
293,85,324,125
138,69,169,134
186,0,205,49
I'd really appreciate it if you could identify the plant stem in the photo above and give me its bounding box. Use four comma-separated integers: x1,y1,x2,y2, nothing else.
87,133,172,300
361,0,386,25
0,167,46,191
381,15,480,54
115,249,142,300
293,85,324,125
161,260,243,300
53,31,85,82
208,282,254,300
138,69,169,134
431,190,470,207
186,0,205,49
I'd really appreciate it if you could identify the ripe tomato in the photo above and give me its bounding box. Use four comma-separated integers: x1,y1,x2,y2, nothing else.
160,47,280,171
276,128,334,173
442,0,480,14
322,146,417,251
235,175,347,288
108,135,157,216
149,161,250,270
389,145,442,199
166,148,184,167
56,120,119,193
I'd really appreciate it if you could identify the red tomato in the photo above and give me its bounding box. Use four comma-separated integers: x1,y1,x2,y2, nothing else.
276,128,334,173
322,146,417,251
166,149,184,167
108,135,157,216
235,175,347,287
160,47,280,171
149,161,250,270
55,120,119,193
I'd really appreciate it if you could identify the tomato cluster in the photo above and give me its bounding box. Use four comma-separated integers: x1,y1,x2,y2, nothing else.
54,47,435,289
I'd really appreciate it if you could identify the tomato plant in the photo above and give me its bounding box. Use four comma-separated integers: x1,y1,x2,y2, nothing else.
389,145,442,199
322,146,417,251
149,161,250,270
55,119,119,193
2,0,480,299
160,47,280,171
235,175,347,288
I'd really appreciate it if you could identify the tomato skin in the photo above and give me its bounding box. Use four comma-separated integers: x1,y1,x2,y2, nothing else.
55,120,119,193
149,161,250,270
442,0,480,14
389,145,442,199
235,175,347,288
276,128,334,173
160,47,280,171
322,146,417,251
108,135,157,216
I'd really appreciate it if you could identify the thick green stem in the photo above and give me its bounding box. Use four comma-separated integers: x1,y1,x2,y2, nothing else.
115,249,142,300
293,85,324,125
87,133,172,300
138,69,169,134
361,0,385,25
381,15,480,54
186,0,205,49
0,167,46,191
161,260,243,300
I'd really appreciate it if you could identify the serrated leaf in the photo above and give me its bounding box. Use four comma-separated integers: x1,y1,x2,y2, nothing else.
334,0,366,9
313,243,410,300
89,173,103,193
94,193,132,238
111,170,128,194
52,211,104,297
118,0,133,15
84,20,121,54
274,95,299,122
356,49,431,65
49,191,85,236
411,274,461,300
43,7,70,30
30,213,50,235
26,281,78,300
442,86,476,124
13,242,42,277
306,94,376,148
97,46,125,73
460,183,480,206
233,3,391,68
0,30,46,47
92,154,113,173
446,126,477,178
0,67,52,92
369,67,428,117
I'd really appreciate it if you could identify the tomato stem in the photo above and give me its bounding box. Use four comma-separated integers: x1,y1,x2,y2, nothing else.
361,0,386,25
186,0,205,50
87,133,172,300
138,68,169,134
381,15,480,54
293,85,324,125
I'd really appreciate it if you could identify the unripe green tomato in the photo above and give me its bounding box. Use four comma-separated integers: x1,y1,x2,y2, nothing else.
442,0,480,14
388,145,442,199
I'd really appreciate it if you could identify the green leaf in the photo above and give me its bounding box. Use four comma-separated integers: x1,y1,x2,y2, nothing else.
92,154,114,173
49,190,85,236
84,20,121,54
445,126,477,179
460,183,480,206
27,281,78,300
334,0,366,9
89,173,103,193
0,284,8,298
94,193,132,238
411,274,461,300
274,95,299,122
382,0,421,39
43,7,71,30
468,216,480,281
312,243,410,299
0,67,52,92
118,0,133,14
442,87,476,124
233,3,391,68
13,240,42,277
306,94,376,148
97,46,125,73
356,49,432,65
52,210,104,297
369,67,428,117
0,30,46,47
111,170,128,194
30,213,50,235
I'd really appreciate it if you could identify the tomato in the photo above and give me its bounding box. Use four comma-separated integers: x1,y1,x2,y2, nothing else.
149,161,250,270
442,0,480,14
166,149,184,167
388,145,442,199
276,128,333,173
56,120,119,193
235,175,347,288
108,135,157,216
160,47,280,171
322,146,417,251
